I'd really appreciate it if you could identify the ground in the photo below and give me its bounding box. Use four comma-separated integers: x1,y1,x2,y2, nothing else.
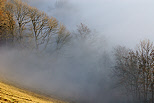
0,81,67,103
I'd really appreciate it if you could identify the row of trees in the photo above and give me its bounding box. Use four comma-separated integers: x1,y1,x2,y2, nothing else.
114,40,154,103
0,0,71,51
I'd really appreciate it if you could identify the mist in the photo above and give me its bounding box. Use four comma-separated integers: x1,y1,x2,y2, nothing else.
1,0,154,103
28,0,154,48
0,38,119,103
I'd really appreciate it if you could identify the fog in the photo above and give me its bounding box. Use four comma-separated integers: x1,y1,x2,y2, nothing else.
27,0,154,48
1,0,154,103
0,39,118,103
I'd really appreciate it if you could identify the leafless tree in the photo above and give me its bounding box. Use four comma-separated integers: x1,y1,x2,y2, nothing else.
114,40,154,103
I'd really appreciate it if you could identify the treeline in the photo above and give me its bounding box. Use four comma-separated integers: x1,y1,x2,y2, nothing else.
0,0,71,51
114,39,154,103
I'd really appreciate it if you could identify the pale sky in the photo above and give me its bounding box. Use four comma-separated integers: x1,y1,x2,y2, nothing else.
27,0,154,49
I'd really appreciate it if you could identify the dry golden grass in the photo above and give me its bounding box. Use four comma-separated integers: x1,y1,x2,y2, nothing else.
0,81,68,103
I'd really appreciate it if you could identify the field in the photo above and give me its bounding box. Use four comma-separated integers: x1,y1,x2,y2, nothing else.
0,81,67,103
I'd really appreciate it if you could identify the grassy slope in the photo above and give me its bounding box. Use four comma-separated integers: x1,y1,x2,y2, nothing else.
0,81,68,103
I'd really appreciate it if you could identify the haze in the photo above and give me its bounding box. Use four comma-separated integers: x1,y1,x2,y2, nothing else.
0,0,154,103
28,0,154,49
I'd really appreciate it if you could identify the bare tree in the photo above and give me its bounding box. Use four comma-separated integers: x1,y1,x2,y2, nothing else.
55,24,70,50
136,40,154,103
114,40,154,103
10,0,31,42
28,6,60,50
76,23,91,39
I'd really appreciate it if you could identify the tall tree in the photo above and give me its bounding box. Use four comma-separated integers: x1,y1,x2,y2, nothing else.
10,0,31,42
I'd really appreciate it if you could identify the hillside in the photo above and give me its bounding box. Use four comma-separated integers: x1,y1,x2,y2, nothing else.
0,81,67,103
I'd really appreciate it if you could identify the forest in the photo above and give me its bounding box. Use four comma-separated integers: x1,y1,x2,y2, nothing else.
0,0,154,103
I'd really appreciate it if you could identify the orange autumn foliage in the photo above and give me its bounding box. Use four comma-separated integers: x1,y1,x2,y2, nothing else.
0,0,15,43
0,0,7,26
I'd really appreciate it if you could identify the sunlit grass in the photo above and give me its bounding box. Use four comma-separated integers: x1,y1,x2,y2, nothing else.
0,81,67,103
